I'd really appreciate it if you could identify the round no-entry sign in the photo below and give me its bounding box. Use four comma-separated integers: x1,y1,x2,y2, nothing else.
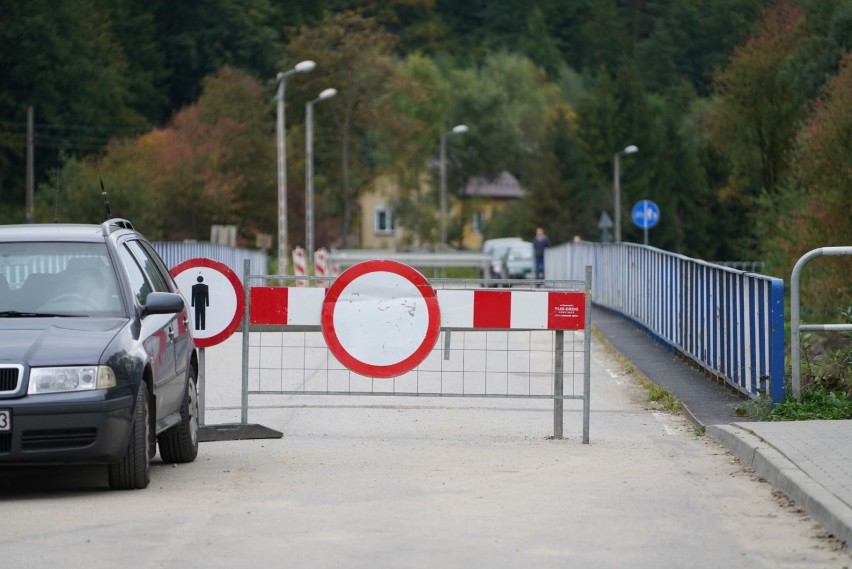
171,258,245,348
322,260,440,378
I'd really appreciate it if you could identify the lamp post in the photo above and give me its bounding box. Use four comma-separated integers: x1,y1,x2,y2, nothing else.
276,60,315,275
613,144,638,243
306,88,337,270
439,124,469,248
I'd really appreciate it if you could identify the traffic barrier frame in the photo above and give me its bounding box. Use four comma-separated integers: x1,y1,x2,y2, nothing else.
235,261,593,442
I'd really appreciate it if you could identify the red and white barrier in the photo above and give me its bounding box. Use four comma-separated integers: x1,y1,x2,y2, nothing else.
314,248,328,282
292,247,307,286
438,290,585,330
250,287,325,326
250,287,585,330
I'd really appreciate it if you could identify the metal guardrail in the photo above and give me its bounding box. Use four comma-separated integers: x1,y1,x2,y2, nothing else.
790,246,852,400
327,249,491,271
153,241,268,283
547,242,785,403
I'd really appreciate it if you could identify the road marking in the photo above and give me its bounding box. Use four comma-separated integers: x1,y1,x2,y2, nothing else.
652,411,678,435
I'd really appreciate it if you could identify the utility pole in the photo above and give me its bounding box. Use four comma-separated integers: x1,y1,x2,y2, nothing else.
26,106,34,223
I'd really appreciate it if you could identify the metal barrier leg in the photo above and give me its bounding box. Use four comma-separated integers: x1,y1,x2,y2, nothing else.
583,265,592,444
198,259,282,442
241,259,250,425
554,330,564,439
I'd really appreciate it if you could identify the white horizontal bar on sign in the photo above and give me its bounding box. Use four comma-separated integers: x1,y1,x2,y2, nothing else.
437,290,474,328
510,290,549,329
287,287,325,326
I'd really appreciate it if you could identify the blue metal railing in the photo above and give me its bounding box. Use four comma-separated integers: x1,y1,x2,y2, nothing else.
547,242,785,403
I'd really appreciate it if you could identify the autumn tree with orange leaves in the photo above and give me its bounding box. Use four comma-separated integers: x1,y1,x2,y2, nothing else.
37,67,274,244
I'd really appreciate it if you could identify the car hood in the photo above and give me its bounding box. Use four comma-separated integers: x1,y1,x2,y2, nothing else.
0,318,126,367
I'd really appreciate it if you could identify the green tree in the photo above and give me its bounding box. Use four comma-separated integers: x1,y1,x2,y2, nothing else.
0,0,143,220
152,0,282,111
447,52,560,246
710,2,807,197
758,52,852,320
374,54,450,247
99,0,169,123
283,10,398,247
38,68,274,243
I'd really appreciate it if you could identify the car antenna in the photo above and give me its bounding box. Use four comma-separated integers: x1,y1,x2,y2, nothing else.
96,160,112,219
53,166,60,223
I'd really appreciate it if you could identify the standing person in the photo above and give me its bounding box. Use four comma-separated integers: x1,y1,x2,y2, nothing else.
533,227,551,281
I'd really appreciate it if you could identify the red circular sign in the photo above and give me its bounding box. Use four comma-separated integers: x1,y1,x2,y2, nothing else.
322,260,440,378
171,258,245,348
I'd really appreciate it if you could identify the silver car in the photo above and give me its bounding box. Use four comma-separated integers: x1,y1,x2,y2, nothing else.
499,241,534,283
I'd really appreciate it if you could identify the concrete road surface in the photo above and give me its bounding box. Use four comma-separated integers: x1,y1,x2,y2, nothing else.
1,335,849,569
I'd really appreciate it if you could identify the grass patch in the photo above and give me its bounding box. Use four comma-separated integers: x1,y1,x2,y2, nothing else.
734,382,852,421
741,312,852,422
766,382,852,421
646,383,682,412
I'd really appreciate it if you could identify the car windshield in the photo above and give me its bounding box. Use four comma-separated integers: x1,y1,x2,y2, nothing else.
0,242,124,317
492,243,516,260
508,244,533,260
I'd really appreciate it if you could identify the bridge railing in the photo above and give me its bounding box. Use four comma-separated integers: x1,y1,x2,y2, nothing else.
547,242,785,403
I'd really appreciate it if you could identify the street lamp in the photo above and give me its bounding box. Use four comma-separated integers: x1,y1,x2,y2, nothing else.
440,124,469,247
306,88,337,269
276,59,316,275
613,144,638,243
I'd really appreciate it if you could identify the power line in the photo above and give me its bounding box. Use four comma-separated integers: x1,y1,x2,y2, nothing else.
0,120,151,134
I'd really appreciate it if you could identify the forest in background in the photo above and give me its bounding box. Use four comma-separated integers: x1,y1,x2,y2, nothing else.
1,0,850,320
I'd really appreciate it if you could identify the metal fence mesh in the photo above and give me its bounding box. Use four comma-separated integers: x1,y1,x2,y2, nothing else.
247,328,587,400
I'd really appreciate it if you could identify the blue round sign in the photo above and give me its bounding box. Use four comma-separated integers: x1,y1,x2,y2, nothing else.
632,200,660,229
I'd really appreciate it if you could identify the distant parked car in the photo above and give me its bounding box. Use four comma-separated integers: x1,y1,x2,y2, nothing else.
481,237,523,282
0,219,199,490
499,241,534,283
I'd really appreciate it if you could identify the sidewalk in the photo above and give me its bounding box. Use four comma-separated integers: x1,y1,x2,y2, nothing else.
592,305,852,546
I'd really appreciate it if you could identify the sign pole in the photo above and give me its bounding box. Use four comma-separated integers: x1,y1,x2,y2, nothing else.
171,257,281,441
198,348,206,426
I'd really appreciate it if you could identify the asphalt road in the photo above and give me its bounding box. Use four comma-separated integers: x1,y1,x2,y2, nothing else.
1,335,849,569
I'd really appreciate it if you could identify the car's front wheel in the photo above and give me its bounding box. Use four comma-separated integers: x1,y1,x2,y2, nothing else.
108,384,151,490
157,366,199,464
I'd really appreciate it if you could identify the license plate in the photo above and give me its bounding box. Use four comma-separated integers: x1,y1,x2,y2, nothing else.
0,409,10,432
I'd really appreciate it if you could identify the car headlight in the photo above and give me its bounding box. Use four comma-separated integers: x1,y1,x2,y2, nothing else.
28,366,117,394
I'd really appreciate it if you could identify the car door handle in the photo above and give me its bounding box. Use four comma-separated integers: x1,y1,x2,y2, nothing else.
168,326,176,338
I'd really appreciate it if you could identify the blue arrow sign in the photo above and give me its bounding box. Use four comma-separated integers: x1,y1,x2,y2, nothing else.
632,200,660,230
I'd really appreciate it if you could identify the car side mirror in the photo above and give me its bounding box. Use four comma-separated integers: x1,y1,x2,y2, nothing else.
142,292,185,317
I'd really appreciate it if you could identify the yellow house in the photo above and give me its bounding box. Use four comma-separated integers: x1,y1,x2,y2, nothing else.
459,171,525,250
358,171,524,250
359,175,401,250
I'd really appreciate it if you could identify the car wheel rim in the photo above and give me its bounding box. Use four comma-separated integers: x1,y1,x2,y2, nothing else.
188,378,199,446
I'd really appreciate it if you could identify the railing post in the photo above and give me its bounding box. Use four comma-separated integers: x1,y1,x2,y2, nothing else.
791,247,852,401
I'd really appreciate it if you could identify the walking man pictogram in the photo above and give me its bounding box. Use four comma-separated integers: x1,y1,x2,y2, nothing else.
191,275,209,330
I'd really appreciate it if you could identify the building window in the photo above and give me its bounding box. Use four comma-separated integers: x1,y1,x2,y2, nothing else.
472,210,484,234
374,206,395,235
